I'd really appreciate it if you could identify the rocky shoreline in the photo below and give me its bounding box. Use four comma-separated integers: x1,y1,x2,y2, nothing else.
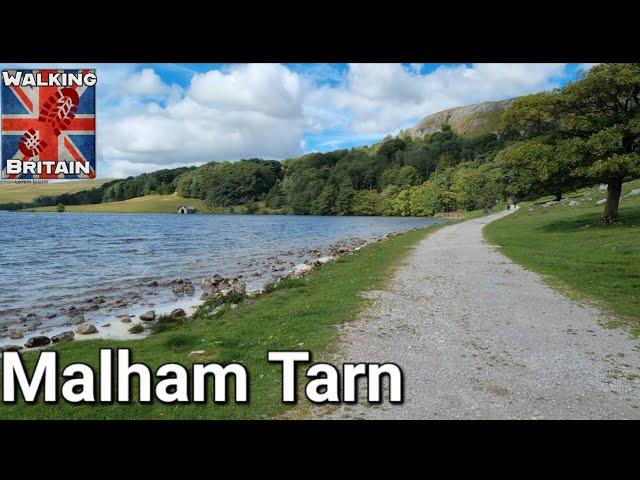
0,234,397,355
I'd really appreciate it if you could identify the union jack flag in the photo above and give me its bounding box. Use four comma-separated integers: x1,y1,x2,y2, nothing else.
1,69,95,179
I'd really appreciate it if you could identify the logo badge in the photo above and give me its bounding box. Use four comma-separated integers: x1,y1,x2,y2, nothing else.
1,69,96,180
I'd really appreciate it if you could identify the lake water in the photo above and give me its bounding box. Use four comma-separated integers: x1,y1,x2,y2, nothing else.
0,211,438,342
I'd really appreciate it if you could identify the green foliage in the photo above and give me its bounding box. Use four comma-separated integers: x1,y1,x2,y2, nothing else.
264,182,286,210
177,159,282,208
450,163,503,211
128,324,144,334
352,190,383,216
56,203,65,212
151,314,186,334
501,63,640,221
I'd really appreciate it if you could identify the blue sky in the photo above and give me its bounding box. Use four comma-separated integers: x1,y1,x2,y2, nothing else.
1,63,591,177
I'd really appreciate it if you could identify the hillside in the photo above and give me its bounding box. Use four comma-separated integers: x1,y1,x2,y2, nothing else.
27,193,266,214
0,179,112,204
399,98,515,138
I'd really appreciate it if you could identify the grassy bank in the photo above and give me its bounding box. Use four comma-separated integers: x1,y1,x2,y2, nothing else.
25,193,270,214
0,179,112,203
484,180,640,324
0,224,438,419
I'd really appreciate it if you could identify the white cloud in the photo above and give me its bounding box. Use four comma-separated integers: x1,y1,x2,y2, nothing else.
306,63,569,136
189,63,303,117
120,68,182,98
100,64,306,174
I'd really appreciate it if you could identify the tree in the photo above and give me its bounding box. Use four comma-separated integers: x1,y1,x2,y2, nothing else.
56,203,65,212
352,190,382,216
450,164,503,211
494,140,583,201
312,183,337,215
408,180,447,216
265,183,286,210
503,64,640,223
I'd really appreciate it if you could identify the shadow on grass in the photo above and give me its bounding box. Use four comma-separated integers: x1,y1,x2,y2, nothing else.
537,206,640,233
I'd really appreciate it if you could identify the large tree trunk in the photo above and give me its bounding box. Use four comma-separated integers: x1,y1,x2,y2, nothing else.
601,177,623,224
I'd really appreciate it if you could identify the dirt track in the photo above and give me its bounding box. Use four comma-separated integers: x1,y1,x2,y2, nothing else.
322,210,640,419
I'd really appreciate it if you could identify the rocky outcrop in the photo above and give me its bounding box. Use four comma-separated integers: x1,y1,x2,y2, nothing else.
171,278,195,296
171,308,186,319
399,98,515,138
200,275,246,302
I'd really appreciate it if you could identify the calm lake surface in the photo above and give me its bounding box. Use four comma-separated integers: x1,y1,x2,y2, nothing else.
0,211,438,340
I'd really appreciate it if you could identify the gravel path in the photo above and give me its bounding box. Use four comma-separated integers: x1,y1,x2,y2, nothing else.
321,210,640,419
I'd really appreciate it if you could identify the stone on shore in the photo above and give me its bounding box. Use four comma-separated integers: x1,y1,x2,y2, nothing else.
171,308,186,318
200,275,246,301
139,310,156,321
71,315,86,325
51,331,75,343
9,328,24,340
75,323,98,335
171,278,195,296
24,336,51,348
292,263,314,277
313,256,335,266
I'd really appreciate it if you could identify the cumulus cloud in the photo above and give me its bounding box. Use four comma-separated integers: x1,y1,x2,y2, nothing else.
306,63,569,135
189,63,303,117
120,68,182,98
100,64,306,175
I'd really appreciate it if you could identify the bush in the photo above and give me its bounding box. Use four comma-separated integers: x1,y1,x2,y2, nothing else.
129,324,144,334
56,203,65,212
151,314,185,334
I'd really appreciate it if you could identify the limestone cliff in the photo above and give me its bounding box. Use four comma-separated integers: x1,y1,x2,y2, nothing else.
399,98,515,138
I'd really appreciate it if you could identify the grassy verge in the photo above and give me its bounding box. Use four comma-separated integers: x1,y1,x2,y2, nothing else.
484,180,640,325
0,224,439,419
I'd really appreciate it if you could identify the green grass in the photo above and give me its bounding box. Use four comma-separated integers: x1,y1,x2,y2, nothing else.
484,179,640,323
0,224,439,419
25,193,272,214
0,179,112,203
